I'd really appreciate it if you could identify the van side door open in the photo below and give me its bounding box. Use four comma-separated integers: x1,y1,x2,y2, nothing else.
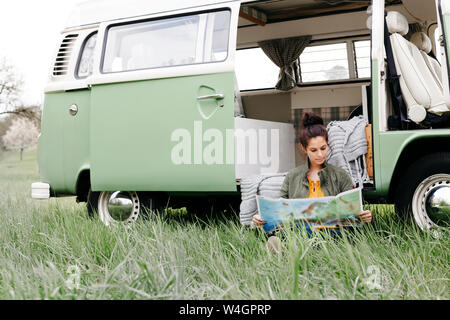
89,3,240,192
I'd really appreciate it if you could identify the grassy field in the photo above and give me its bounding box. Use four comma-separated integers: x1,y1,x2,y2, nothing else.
0,149,448,300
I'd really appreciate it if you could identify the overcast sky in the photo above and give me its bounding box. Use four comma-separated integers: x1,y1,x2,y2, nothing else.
0,0,82,105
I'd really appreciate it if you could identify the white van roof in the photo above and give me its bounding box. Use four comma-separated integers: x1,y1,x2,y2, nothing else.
65,0,410,30
65,0,246,29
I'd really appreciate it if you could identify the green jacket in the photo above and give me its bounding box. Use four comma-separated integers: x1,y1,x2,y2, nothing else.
279,159,354,199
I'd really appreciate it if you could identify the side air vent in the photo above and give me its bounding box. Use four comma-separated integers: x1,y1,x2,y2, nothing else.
53,34,78,76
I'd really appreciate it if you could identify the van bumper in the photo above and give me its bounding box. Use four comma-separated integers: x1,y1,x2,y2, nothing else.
31,182,50,199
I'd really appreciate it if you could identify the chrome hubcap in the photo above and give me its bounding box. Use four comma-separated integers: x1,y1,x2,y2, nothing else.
98,191,140,226
412,174,450,231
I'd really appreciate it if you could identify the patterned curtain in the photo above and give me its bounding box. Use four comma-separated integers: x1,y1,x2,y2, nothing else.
258,35,311,91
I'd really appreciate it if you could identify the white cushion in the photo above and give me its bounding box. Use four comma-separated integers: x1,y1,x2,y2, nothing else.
385,11,450,120
409,32,443,90
386,11,409,35
408,104,427,123
410,33,444,95
421,51,443,90
390,33,449,118
410,32,432,53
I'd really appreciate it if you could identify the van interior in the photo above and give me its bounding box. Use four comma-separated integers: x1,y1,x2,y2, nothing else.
233,0,449,185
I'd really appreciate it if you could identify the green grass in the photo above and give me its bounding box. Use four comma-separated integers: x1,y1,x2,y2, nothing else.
0,149,448,299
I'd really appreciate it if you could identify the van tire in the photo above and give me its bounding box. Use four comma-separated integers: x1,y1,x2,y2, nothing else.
393,152,450,229
87,189,140,225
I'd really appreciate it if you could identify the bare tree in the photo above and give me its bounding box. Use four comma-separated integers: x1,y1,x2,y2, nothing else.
0,57,41,153
0,57,23,115
0,57,41,122
2,118,39,160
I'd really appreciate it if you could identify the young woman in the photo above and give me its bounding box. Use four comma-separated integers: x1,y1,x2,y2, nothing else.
252,112,372,252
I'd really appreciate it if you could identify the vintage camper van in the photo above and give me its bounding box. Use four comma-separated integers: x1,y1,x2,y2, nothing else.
32,0,450,230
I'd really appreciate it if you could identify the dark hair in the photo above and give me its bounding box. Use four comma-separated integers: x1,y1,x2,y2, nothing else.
299,112,328,148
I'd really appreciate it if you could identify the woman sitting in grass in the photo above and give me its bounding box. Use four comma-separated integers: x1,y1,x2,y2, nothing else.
252,112,372,253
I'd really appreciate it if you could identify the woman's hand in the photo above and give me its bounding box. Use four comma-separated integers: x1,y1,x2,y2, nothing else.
252,214,267,227
357,210,373,223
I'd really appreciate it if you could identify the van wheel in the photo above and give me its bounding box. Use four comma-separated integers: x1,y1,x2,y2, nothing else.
394,152,450,230
87,189,140,226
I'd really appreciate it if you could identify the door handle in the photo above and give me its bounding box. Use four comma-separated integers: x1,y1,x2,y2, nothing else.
69,104,78,116
197,93,225,101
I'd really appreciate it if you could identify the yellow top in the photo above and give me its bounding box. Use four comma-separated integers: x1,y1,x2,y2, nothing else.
307,177,325,198
307,177,338,229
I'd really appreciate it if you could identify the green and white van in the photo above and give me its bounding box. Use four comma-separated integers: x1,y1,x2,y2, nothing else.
33,0,450,231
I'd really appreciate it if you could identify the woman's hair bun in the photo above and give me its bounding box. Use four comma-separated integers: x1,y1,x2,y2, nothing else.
302,112,324,127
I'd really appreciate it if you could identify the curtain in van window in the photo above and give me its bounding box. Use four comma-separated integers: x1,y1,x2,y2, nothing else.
258,35,311,91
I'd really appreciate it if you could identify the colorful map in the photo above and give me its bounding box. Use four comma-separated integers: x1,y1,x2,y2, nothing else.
256,188,363,232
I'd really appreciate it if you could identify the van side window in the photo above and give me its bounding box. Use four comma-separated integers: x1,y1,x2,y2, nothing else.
102,10,230,73
77,32,98,79
354,40,371,78
300,43,350,82
299,40,370,83
236,38,370,90
235,47,279,90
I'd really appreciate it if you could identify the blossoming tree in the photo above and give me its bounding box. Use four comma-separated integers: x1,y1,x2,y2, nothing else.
2,118,39,160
